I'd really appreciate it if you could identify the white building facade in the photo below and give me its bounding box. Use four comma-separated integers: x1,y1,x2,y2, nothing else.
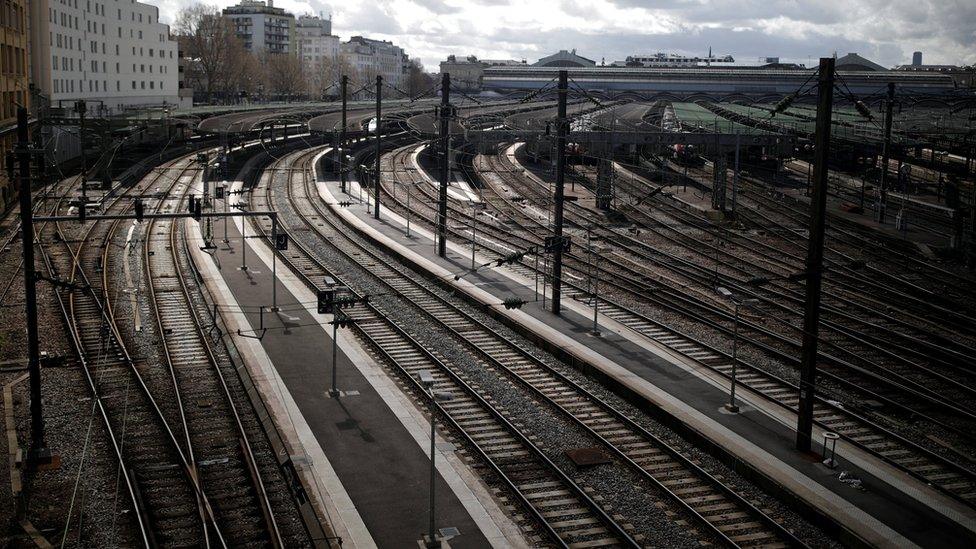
223,0,295,55
296,14,338,70
340,36,406,89
29,0,179,111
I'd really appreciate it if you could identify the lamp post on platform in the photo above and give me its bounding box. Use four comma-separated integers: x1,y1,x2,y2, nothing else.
418,370,454,548
469,202,486,270
716,286,758,413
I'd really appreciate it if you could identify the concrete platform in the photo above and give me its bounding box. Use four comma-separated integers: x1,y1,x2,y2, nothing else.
781,160,953,248
184,178,526,548
324,161,976,548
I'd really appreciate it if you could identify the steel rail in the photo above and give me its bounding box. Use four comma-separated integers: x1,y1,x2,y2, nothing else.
381,141,976,508
253,147,641,547
47,154,229,545
300,147,809,547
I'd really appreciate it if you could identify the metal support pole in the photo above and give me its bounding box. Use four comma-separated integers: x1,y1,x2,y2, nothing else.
796,57,835,453
471,207,477,271
542,254,548,311
586,226,592,295
241,212,248,272
728,302,741,413
78,101,88,202
374,75,382,220
329,316,340,398
271,216,278,311
18,107,49,462
438,73,451,257
732,133,739,216
534,252,539,303
591,258,600,336
550,70,569,315
806,160,811,196
428,391,437,547
406,183,412,237
223,187,229,243
340,75,348,193
878,82,895,224
203,163,213,245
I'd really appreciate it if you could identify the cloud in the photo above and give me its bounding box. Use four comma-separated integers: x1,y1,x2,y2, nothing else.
159,0,976,68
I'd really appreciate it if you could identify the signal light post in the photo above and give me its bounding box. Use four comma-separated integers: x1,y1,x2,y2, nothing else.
317,283,370,397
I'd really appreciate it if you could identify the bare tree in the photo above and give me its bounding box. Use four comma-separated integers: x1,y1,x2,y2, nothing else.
306,56,340,99
175,3,245,103
261,52,306,100
226,47,262,100
406,59,435,97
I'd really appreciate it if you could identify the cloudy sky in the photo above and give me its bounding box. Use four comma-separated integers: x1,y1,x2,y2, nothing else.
157,0,976,70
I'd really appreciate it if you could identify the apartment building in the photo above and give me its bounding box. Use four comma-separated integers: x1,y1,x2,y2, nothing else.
223,0,295,55
296,13,338,70
340,35,407,89
29,0,179,110
0,0,28,211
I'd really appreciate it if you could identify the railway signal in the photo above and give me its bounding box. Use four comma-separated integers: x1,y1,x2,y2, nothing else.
274,233,288,251
317,288,337,314
134,199,145,221
316,282,370,397
544,235,572,253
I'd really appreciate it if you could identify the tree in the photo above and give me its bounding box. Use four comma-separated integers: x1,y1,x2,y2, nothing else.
261,52,306,101
175,3,246,103
226,48,262,100
406,59,436,97
307,56,340,99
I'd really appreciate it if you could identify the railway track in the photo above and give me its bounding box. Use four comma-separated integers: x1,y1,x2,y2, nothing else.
487,148,976,424
144,162,286,546
31,146,310,546
506,149,976,504
37,156,217,546
246,147,643,547
288,147,810,546
604,160,976,412
374,140,976,508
